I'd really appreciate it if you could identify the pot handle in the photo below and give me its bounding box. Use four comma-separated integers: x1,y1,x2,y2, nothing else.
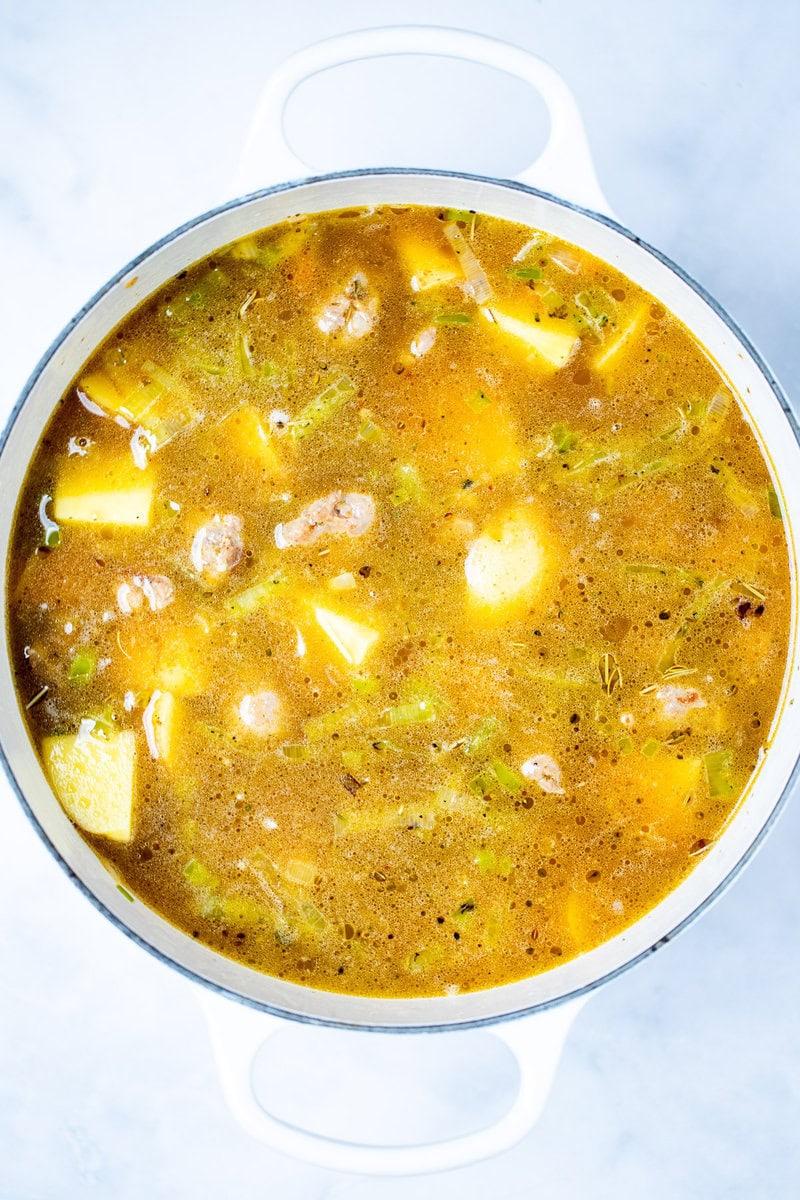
231,25,612,214
201,989,587,1175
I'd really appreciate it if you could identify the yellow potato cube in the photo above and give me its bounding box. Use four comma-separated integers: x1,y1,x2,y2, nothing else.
155,630,208,696
465,506,551,620
612,754,703,837
593,306,647,373
143,690,179,762
221,406,281,475
314,606,379,666
43,729,136,842
397,235,460,292
77,371,128,415
480,306,579,369
53,485,153,527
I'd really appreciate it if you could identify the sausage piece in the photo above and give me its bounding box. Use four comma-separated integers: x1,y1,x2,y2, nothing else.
191,514,244,577
117,574,174,614
317,274,378,339
275,491,375,549
520,754,565,795
239,691,282,735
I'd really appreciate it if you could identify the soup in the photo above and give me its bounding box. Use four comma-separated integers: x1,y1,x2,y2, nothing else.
5,205,790,997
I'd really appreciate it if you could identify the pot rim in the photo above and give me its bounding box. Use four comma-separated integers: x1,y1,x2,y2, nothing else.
2,166,799,1032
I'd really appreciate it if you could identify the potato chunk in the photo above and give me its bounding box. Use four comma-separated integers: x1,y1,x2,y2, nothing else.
54,485,153,527
397,235,460,292
221,406,281,475
480,306,579,369
155,629,209,696
142,690,179,762
465,506,550,620
593,306,646,373
613,754,703,838
314,606,379,666
43,729,136,841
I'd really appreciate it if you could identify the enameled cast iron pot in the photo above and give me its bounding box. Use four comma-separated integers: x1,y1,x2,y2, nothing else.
1,28,799,1176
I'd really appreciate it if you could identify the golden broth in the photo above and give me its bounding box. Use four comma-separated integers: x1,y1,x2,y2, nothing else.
6,206,790,997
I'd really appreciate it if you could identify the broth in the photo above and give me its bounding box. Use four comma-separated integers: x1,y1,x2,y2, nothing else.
6,205,790,997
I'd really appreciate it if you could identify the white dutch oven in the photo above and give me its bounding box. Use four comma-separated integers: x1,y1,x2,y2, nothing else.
1,27,799,1177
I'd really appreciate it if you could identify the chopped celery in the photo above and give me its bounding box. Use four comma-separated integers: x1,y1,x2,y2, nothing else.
284,859,317,886
552,423,579,453
288,374,357,441
357,408,384,443
196,356,226,375
475,847,496,873
407,945,443,973
473,847,514,876
767,486,782,520
453,899,476,929
279,743,317,761
380,698,437,726
540,286,565,312
227,237,260,261
704,749,734,797
141,359,187,396
509,267,542,280
464,389,492,414
604,457,673,496
656,575,730,672
341,749,364,771
444,223,492,302
624,562,705,587
697,389,731,439
483,908,505,949
371,739,405,754
351,674,379,696
712,460,759,518
334,804,434,836
640,738,662,758
183,859,219,889
445,208,480,228
236,330,256,377
213,893,276,926
434,312,472,325
617,735,634,756
89,704,117,738
389,463,424,507
256,226,309,269
574,289,610,336
567,448,618,476
226,570,288,617
465,716,501,756
335,785,482,838
296,899,327,935
117,885,134,903
68,650,97,682
468,773,494,798
489,759,524,795
304,702,359,742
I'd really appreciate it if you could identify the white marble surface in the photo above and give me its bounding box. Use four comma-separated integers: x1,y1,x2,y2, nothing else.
2,1,800,1196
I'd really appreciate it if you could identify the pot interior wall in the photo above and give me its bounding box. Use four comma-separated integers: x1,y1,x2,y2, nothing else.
1,172,798,1029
